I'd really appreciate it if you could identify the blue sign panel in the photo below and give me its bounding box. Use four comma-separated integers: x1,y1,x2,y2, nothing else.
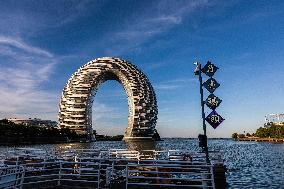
205,94,222,110
205,110,224,129
203,78,220,93
201,61,219,77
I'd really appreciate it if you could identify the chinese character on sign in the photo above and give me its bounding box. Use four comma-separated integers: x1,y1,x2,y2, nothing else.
205,94,222,110
203,78,220,93
201,61,219,77
205,110,225,129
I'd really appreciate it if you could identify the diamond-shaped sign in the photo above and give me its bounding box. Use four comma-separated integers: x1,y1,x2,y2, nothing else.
203,78,220,93
205,94,222,110
206,110,224,129
201,61,219,77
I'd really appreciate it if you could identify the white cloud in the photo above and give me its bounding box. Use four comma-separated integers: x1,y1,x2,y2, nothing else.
95,0,210,55
154,78,196,90
0,1,105,37
92,102,125,120
92,101,128,135
116,0,209,40
0,36,58,120
0,36,53,57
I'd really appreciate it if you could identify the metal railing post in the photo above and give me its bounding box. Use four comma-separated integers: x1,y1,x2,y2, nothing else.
210,166,216,189
125,164,128,189
58,161,62,186
97,163,101,189
20,166,25,189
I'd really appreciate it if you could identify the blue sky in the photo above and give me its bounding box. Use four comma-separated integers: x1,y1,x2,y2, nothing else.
0,0,284,137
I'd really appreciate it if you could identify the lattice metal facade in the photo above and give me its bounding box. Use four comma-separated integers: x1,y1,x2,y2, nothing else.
58,57,158,140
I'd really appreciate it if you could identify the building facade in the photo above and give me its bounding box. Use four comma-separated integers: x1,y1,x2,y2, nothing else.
8,118,58,128
58,57,158,141
264,114,284,127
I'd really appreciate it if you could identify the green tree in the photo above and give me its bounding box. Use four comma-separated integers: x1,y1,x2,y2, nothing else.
267,125,284,138
256,127,270,138
232,133,238,139
0,119,80,142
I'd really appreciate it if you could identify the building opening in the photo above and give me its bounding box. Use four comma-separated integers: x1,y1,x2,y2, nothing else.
92,80,128,140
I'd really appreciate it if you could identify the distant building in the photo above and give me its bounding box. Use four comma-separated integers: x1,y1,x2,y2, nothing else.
264,114,284,127
8,118,58,128
58,57,158,141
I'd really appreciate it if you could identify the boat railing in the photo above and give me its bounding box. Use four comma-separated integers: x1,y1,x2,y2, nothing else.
0,152,220,189
125,160,215,189
0,165,25,189
17,159,215,189
109,149,140,160
69,149,223,162
21,161,101,188
2,148,224,166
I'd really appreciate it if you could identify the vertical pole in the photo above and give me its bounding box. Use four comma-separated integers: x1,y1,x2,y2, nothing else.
125,164,128,189
58,161,62,186
198,64,206,136
20,166,25,189
97,163,101,189
197,62,210,164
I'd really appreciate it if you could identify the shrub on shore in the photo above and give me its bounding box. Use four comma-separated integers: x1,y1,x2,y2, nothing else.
255,125,284,138
0,119,80,142
232,125,284,139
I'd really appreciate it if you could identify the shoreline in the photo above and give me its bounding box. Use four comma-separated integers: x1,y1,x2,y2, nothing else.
3,137,284,146
236,137,284,143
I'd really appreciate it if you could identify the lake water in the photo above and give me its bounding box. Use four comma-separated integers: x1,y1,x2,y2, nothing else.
1,139,283,189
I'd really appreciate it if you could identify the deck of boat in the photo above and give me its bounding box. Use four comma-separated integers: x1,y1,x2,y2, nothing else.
0,148,226,189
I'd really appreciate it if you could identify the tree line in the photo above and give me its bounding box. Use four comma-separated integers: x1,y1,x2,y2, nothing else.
232,125,284,139
0,119,82,144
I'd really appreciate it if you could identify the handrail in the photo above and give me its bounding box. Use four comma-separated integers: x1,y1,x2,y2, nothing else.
0,165,25,189
0,148,222,188
1,160,217,189
21,161,100,189
2,148,224,164
126,162,215,189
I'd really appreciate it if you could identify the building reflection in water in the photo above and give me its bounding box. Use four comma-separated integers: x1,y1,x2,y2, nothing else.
125,140,159,159
53,140,159,158
55,142,93,154
125,140,156,151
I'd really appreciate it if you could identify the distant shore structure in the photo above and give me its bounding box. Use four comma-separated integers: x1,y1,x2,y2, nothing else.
8,118,58,128
58,57,158,141
264,114,284,127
